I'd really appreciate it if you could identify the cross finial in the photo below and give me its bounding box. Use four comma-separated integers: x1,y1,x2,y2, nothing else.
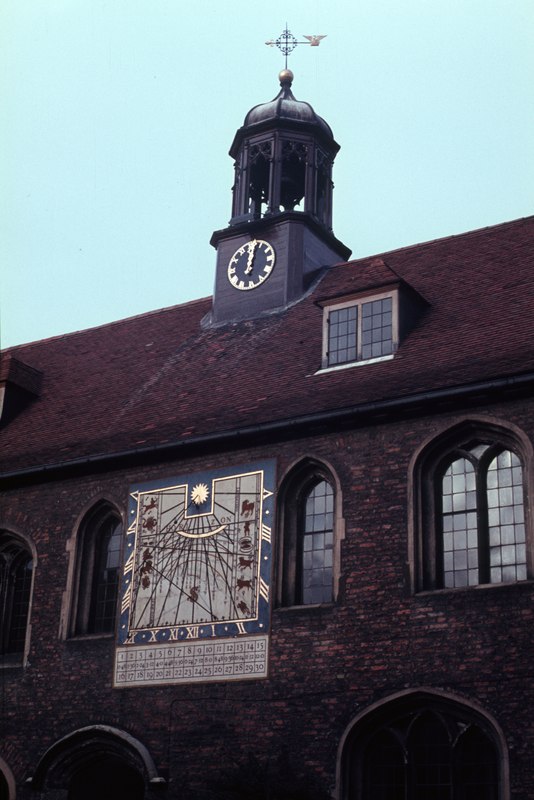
265,25,327,69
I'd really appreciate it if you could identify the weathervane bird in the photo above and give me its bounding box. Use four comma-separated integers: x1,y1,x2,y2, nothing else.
303,34,327,46
266,26,328,68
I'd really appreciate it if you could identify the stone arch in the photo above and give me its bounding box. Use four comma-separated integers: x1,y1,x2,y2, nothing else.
0,756,16,800
336,688,509,800
62,497,125,638
408,416,534,592
276,455,344,607
30,725,163,799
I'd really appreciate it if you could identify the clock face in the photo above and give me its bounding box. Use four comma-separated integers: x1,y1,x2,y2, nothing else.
227,239,276,290
115,461,275,686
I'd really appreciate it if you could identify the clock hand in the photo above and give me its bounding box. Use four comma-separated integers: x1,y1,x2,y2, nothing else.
244,240,257,274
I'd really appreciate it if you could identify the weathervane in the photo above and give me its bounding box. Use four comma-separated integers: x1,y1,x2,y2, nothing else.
266,26,326,69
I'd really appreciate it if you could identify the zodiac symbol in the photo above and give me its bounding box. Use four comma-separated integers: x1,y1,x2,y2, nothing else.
241,500,254,517
187,586,199,604
140,548,153,589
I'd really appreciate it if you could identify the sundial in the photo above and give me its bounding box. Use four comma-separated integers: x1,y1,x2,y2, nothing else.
114,461,275,687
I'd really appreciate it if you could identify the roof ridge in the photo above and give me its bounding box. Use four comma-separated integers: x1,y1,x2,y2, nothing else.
344,214,534,266
2,295,212,353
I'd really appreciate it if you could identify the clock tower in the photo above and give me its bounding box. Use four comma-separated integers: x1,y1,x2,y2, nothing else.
208,69,351,325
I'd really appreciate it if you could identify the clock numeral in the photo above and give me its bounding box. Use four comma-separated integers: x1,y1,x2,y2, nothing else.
168,628,179,641
124,632,137,645
123,551,135,573
127,520,137,535
186,625,199,639
259,577,270,603
121,585,132,614
261,524,271,543
236,621,247,635
148,630,158,643
238,280,245,290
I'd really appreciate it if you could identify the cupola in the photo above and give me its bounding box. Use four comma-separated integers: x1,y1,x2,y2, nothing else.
208,71,350,326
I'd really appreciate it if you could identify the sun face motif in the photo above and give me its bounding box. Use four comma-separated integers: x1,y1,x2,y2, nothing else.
191,483,209,506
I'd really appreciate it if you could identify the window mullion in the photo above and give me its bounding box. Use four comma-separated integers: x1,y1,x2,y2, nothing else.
476,464,490,584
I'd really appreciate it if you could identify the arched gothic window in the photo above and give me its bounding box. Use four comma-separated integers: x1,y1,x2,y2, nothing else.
71,504,123,636
343,694,502,800
278,460,340,607
439,445,526,588
413,424,531,591
0,531,34,663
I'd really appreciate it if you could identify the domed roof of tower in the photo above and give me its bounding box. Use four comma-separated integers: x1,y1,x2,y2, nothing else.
241,70,334,139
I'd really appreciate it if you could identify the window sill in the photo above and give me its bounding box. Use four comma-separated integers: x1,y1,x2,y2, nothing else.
66,632,115,642
415,578,534,597
275,602,335,613
314,354,394,375
0,656,25,670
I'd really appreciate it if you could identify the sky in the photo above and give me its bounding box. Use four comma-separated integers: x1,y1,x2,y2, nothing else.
1,0,533,349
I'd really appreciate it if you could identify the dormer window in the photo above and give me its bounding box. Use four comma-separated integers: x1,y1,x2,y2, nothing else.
322,291,398,369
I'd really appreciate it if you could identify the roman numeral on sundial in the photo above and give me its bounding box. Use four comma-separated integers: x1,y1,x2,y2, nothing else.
121,585,132,614
259,577,270,602
123,551,135,573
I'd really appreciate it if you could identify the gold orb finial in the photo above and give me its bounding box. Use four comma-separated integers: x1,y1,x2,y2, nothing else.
279,68,294,86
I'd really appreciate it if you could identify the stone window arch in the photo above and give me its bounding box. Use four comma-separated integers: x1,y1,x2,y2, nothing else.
0,529,35,665
70,501,123,636
339,689,507,800
277,457,343,607
410,420,532,592
29,725,163,800
0,757,16,800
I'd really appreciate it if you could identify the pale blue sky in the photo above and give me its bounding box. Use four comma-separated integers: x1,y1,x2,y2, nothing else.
1,0,533,348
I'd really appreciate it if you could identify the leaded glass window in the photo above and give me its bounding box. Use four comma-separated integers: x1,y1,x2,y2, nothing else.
324,293,396,368
278,460,339,608
361,297,394,360
72,505,123,636
0,533,33,661
299,480,334,604
89,516,122,634
439,444,526,588
352,702,499,800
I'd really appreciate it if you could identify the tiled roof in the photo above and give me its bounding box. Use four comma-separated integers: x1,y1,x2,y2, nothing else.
2,216,533,475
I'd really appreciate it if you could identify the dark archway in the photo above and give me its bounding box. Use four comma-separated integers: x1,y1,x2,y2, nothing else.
67,754,144,800
339,690,507,800
30,725,162,800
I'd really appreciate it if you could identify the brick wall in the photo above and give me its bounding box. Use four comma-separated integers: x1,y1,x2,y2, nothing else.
2,398,534,798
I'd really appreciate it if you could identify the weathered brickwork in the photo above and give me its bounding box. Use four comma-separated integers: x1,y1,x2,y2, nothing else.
2,394,534,798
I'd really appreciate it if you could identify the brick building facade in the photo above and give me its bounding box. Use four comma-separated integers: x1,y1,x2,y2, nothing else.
1,71,534,799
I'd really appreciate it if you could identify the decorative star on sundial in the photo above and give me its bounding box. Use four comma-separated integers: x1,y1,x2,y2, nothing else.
266,26,327,68
191,483,209,506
